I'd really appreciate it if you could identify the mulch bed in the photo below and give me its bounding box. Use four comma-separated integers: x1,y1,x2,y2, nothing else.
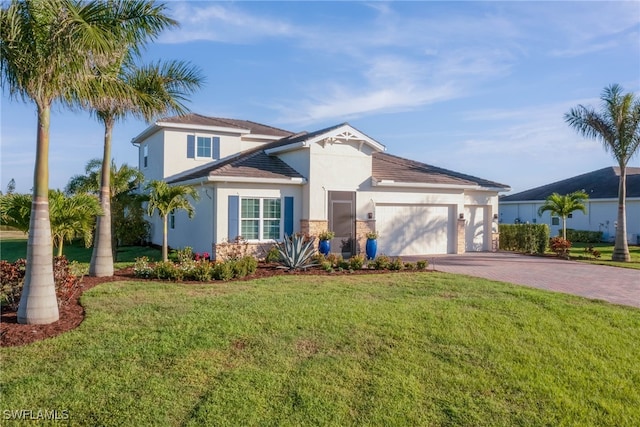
1,264,418,348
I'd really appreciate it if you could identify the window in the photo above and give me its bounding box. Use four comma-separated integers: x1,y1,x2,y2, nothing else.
240,198,281,240
143,145,148,168
551,217,560,226
197,136,211,158
170,210,175,229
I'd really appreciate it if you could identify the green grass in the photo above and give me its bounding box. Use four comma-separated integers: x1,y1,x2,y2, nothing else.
0,237,160,267
2,274,639,426
567,242,640,270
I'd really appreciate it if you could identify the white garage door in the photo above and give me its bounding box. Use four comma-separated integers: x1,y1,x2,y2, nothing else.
465,206,487,252
376,204,454,255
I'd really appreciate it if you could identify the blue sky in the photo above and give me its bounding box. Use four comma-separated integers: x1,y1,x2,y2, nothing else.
2,1,639,194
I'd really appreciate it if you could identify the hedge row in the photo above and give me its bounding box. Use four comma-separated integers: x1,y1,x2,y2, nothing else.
499,224,549,254
564,229,604,243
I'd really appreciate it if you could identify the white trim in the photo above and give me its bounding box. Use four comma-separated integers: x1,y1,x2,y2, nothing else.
208,176,306,185
371,177,508,192
265,124,386,155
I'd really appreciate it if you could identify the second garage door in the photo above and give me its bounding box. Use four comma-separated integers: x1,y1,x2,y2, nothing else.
375,204,455,255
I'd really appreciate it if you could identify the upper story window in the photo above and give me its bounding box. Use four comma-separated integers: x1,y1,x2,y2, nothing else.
197,136,211,158
188,135,221,160
143,144,148,168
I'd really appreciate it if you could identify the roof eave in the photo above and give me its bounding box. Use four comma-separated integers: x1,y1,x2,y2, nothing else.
372,178,509,192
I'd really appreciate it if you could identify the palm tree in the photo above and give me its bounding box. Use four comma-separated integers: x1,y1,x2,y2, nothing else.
537,191,589,240
49,190,102,256
565,84,640,262
67,158,146,261
87,58,203,277
145,180,199,262
0,193,32,234
0,0,140,324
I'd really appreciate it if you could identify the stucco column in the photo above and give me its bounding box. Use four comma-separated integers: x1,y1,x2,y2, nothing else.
457,218,466,254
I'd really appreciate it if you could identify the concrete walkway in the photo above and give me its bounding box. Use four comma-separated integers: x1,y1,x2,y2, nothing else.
410,252,639,309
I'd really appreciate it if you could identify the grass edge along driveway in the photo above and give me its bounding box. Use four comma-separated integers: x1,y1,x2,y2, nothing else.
2,273,639,426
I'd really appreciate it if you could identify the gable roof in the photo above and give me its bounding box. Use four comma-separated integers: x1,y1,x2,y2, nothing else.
500,167,640,202
372,152,510,190
131,114,293,143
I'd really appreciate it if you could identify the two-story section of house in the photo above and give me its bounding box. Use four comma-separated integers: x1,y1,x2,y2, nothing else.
131,114,510,259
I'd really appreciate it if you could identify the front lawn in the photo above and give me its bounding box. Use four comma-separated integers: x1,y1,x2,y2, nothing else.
1,274,638,426
568,242,640,270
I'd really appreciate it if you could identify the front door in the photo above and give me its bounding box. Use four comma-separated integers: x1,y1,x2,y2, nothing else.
328,191,355,257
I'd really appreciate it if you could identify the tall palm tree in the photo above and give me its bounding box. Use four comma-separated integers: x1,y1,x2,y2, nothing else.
145,180,199,262
67,158,147,260
565,84,640,262
49,190,102,257
87,58,203,277
537,191,589,240
0,0,139,324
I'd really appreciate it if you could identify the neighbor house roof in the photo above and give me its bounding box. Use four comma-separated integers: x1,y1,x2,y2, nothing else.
500,167,640,202
372,153,510,189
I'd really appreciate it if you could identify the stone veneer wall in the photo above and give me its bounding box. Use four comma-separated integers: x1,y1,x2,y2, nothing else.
491,232,500,252
355,220,376,255
300,219,329,238
456,219,466,254
212,242,274,261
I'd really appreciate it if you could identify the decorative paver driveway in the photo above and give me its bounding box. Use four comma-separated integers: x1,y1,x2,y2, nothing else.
421,252,639,309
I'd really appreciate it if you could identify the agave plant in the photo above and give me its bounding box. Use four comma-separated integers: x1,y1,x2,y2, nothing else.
277,234,318,270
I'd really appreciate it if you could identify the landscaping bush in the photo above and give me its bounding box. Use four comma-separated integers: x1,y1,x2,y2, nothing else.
416,260,428,270
0,256,81,310
499,224,549,254
388,257,404,271
349,254,365,270
212,261,234,281
550,237,572,258
565,229,603,243
154,261,182,281
371,255,391,270
191,260,213,281
231,256,258,278
133,256,153,278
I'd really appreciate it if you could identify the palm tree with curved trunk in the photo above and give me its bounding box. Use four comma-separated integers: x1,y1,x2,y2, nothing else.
0,0,143,324
49,190,102,257
145,180,199,262
537,191,589,240
87,58,203,277
565,84,640,262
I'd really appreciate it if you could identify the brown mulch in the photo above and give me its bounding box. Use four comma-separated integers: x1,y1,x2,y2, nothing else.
1,264,419,348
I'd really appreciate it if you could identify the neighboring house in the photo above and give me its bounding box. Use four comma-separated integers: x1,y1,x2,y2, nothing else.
131,114,510,258
499,167,640,243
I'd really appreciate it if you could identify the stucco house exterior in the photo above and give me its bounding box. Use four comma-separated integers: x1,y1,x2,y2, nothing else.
131,114,510,258
499,167,640,244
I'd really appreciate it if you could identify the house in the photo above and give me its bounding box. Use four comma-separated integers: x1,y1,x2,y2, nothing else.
131,114,510,258
499,167,640,243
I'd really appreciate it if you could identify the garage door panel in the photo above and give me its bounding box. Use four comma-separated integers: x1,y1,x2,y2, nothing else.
376,205,454,255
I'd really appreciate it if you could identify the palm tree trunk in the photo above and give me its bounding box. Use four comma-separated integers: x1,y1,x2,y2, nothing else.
612,164,630,262
162,214,169,262
57,237,64,257
562,216,567,240
89,118,115,276
17,104,59,325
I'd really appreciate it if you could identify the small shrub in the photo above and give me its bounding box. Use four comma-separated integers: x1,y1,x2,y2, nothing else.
212,261,234,281
566,229,603,243
583,246,602,260
337,259,350,270
388,257,404,271
349,254,365,270
320,260,334,272
154,261,181,280
371,255,391,270
133,256,153,278
175,246,193,264
326,253,340,266
0,259,25,310
265,245,281,263
416,260,428,270
366,231,379,240
232,256,259,278
550,237,572,258
404,262,416,270
318,230,335,241
191,260,213,281
53,256,82,306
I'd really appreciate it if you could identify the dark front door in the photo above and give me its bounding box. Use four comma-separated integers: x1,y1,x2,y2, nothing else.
328,191,355,257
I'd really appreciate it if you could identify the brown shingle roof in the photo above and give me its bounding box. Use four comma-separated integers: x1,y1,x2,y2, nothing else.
373,152,509,188
159,113,293,137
